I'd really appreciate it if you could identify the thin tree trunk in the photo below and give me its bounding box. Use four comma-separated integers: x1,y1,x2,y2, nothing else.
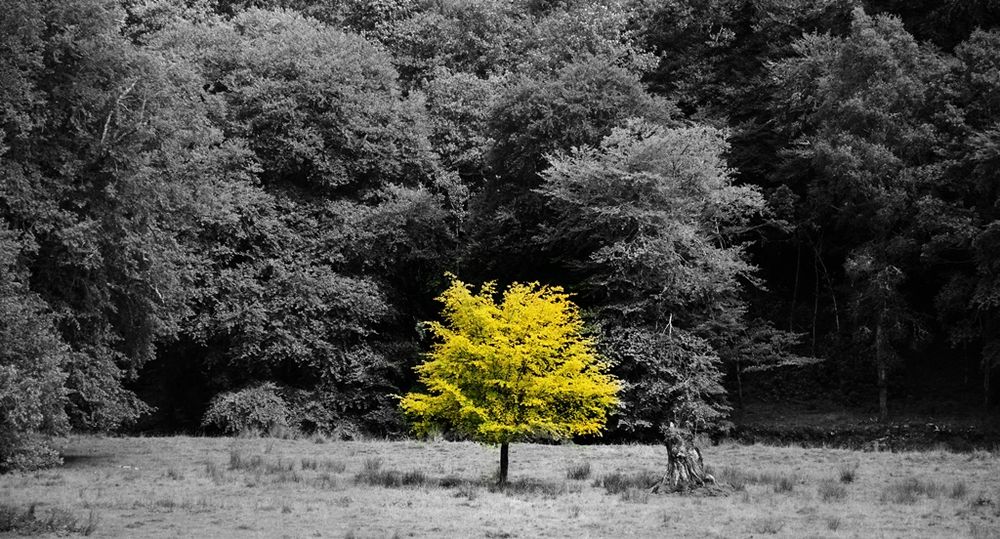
985,360,992,409
790,244,801,331
812,253,820,355
736,358,744,409
499,442,509,484
814,249,841,333
876,314,888,422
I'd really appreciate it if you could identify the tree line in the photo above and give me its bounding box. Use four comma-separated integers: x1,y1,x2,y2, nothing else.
2,0,999,469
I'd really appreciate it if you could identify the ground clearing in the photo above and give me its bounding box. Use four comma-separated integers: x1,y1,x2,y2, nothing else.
2,436,999,538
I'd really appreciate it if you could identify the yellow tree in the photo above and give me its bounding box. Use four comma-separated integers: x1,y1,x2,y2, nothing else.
400,276,619,484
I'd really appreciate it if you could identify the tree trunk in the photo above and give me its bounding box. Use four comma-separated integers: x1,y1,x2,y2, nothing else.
815,249,840,333
790,244,801,331
650,428,714,493
498,442,509,484
812,252,820,355
876,315,888,422
736,359,744,409
985,360,992,409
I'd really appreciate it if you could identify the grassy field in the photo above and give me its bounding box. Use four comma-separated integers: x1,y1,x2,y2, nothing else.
1,436,999,538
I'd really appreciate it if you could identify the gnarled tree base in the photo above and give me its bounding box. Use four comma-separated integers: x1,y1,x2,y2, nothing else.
650,428,718,494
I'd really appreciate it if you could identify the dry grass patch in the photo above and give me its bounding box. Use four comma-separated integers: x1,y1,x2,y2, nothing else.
951,480,969,499
970,522,1000,539
565,462,591,480
488,478,574,498
3,436,999,537
714,466,798,493
353,458,429,488
619,487,650,504
817,479,847,502
0,503,99,536
595,470,659,494
749,516,785,534
881,476,946,504
838,461,859,483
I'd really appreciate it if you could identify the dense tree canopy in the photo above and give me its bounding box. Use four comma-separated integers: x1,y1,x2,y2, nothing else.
401,276,618,482
2,0,1000,468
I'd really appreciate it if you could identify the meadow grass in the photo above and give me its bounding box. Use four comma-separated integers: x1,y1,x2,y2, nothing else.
0,435,997,537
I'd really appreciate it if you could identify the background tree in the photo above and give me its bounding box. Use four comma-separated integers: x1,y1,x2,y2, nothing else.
0,0,255,432
769,8,949,417
400,276,619,484
0,223,69,470
139,7,464,433
537,121,783,435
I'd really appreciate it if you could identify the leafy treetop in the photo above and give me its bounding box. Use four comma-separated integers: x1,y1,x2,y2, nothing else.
400,276,619,445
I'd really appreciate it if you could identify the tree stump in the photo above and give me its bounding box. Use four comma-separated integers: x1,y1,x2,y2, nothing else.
650,427,715,494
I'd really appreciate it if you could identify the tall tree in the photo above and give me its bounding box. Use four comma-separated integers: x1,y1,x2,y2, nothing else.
770,8,950,417
0,0,252,430
0,222,69,470
143,7,463,431
538,121,770,435
401,276,619,484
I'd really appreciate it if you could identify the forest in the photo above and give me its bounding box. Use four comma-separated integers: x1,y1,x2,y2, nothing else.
3,0,1000,470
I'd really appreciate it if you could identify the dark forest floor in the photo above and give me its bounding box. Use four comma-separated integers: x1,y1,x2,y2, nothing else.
732,399,1000,451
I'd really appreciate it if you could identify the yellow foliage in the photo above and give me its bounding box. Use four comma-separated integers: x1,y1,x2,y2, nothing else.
400,275,619,445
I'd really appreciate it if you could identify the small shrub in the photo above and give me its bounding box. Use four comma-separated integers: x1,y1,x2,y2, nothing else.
265,459,294,474
969,522,1000,539
354,464,427,489
818,480,847,502
266,423,302,440
489,478,569,498
322,459,346,473
316,472,337,488
363,457,382,473
566,462,591,480
881,477,944,504
970,493,994,507
620,487,650,504
81,509,99,536
0,503,98,535
181,498,211,513
826,516,841,531
154,498,177,511
838,462,858,484
455,483,478,500
205,461,226,484
358,469,401,487
1,438,62,473
749,517,785,535
715,467,796,492
716,466,749,491
229,451,265,472
439,474,463,488
402,470,427,486
275,470,303,483
772,475,795,493
202,383,291,435
596,471,659,495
